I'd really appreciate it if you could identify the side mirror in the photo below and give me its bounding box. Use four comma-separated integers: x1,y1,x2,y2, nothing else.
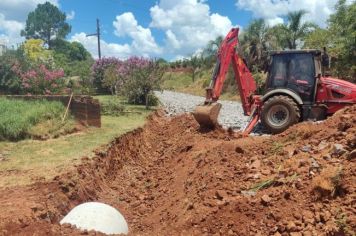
321,54,330,67
321,47,330,68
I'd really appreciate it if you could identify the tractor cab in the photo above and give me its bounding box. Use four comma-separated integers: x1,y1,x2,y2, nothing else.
266,50,323,104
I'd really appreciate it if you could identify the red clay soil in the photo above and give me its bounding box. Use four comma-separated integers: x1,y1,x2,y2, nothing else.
0,106,355,236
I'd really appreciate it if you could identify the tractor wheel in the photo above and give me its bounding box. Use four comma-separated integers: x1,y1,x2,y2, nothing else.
261,95,300,134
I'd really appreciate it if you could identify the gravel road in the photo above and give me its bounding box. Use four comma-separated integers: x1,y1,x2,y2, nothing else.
154,90,249,130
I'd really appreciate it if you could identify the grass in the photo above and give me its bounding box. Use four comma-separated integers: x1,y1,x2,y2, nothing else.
161,70,241,101
249,178,276,192
95,95,153,112
162,71,205,96
0,95,152,188
334,209,354,235
0,98,74,141
269,141,284,155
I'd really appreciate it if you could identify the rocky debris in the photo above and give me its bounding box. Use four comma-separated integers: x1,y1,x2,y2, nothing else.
347,149,356,160
309,158,320,171
241,190,257,197
0,105,355,235
312,166,344,199
331,143,347,157
290,232,302,236
302,210,315,225
260,194,271,205
301,145,312,153
250,160,261,170
317,141,329,151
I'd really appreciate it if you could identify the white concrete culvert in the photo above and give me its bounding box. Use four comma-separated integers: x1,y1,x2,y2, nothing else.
154,90,249,130
60,202,129,235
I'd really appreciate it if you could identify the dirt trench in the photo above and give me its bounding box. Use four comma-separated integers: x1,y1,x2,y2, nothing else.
0,107,355,236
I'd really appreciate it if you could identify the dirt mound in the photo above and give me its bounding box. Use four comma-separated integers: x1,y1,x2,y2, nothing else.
0,107,355,235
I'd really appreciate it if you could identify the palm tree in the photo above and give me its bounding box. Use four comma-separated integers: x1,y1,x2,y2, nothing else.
188,55,202,82
239,19,272,71
272,10,317,49
202,36,223,67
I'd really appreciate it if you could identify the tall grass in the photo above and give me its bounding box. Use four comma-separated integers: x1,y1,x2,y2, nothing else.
0,98,68,141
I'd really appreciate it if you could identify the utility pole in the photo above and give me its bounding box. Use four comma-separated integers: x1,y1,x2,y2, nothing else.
96,19,101,59
86,18,102,59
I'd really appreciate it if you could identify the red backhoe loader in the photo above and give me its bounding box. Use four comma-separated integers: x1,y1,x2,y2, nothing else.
193,28,356,134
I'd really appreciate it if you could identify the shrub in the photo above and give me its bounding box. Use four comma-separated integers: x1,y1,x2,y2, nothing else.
252,66,267,94
119,57,164,109
0,98,71,141
100,97,125,116
0,48,29,94
13,64,66,95
147,94,159,106
92,56,163,109
125,87,159,107
91,57,123,94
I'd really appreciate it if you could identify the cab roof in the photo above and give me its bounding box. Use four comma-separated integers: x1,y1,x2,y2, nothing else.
270,49,321,56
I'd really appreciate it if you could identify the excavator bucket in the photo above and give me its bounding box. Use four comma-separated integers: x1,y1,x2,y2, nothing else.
193,103,222,128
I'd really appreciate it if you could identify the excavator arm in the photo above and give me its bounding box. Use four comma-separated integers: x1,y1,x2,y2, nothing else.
193,28,261,134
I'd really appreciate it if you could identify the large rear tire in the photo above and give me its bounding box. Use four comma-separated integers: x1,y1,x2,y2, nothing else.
261,95,300,134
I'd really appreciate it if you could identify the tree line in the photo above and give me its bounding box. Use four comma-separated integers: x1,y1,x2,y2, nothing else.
0,2,163,108
0,0,354,103
0,2,93,95
173,0,355,83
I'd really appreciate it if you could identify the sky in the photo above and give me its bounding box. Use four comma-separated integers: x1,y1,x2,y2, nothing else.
0,0,349,61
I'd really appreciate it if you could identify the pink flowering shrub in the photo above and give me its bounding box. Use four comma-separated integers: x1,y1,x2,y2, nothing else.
91,56,154,94
121,57,163,107
92,56,163,107
12,64,65,95
91,57,123,94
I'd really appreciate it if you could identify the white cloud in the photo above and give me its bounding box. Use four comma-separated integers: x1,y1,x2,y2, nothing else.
0,0,58,22
66,10,75,21
235,0,342,27
165,30,180,50
150,0,234,57
71,32,132,59
0,13,24,45
265,17,284,27
113,12,161,55
0,0,59,46
171,54,187,62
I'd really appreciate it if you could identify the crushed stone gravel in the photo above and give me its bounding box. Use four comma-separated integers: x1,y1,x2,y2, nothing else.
154,90,250,130
155,90,262,131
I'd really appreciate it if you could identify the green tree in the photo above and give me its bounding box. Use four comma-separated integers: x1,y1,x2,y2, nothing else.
21,2,71,49
156,58,168,66
303,0,355,81
103,65,120,95
202,35,223,67
51,39,93,93
239,19,272,71
52,39,91,61
120,58,164,109
303,28,330,49
0,50,23,94
91,57,122,94
188,55,202,82
327,0,356,80
272,10,316,49
23,39,53,64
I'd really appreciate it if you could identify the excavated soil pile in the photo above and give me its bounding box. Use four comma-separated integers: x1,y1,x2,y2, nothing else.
0,106,355,236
